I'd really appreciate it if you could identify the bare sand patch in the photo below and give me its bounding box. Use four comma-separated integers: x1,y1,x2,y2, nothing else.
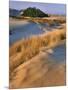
9,18,30,26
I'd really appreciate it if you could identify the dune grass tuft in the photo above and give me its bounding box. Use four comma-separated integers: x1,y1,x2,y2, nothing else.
10,28,66,71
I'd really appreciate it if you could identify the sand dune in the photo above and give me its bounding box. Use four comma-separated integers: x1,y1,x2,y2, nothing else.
9,25,66,88
30,16,66,24
10,27,65,70
10,50,65,88
9,15,66,88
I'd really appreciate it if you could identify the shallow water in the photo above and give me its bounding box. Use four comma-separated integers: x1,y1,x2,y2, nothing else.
47,43,66,63
9,21,61,45
9,21,66,63
9,22,44,45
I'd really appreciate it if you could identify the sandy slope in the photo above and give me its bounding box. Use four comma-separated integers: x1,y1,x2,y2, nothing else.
9,15,66,89
9,26,66,89
10,49,65,89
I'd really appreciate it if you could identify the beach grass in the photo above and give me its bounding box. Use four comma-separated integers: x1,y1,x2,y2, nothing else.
10,28,66,71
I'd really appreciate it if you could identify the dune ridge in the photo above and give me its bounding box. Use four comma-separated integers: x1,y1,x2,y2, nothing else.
10,53,65,88
10,27,66,71
9,22,66,88
9,16,66,88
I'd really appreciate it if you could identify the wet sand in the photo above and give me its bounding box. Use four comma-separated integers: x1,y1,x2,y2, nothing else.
9,18,30,26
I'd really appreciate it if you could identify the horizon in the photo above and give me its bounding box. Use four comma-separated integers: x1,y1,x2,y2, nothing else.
9,0,66,15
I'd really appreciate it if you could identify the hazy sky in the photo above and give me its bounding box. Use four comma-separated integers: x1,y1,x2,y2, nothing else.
9,0,66,15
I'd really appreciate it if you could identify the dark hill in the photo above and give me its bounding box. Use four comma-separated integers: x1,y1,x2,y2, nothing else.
9,8,20,17
20,7,49,17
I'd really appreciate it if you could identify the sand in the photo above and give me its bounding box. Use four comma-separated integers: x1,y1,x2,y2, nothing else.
9,17,66,89
9,18,30,26
9,51,65,89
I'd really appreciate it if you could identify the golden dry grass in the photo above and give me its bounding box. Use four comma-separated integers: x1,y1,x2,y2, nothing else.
9,50,66,89
31,16,66,24
10,28,66,72
9,16,66,88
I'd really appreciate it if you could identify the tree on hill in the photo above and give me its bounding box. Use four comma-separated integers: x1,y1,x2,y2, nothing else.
21,7,49,17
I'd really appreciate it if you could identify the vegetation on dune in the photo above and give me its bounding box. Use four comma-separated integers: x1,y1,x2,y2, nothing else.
9,7,66,88
21,7,49,17
10,29,66,71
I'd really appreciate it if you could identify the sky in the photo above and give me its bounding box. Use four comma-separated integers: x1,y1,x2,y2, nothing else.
9,0,66,15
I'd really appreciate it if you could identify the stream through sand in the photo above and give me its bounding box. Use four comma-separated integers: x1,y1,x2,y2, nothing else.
9,21,66,63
